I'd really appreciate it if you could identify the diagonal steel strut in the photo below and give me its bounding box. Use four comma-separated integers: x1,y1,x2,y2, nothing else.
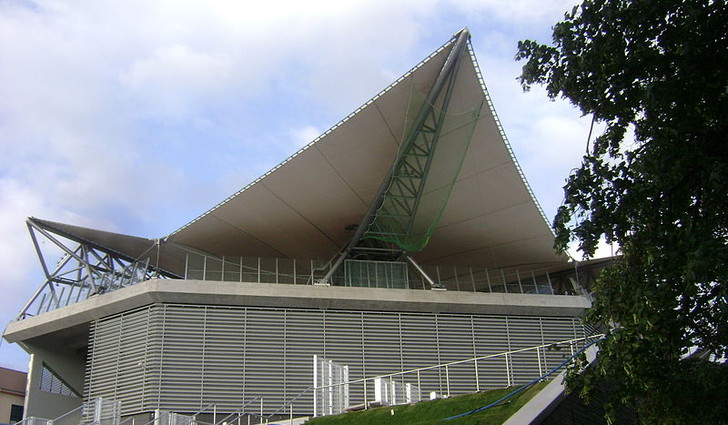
321,29,471,284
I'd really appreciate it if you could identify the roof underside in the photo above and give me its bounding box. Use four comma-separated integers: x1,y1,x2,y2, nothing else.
166,34,565,269
32,33,566,272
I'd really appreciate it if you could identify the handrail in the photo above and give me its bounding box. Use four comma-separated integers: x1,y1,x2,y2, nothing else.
16,416,52,425
51,404,85,422
117,416,135,425
445,336,603,420
191,403,217,418
264,386,314,418
140,398,264,425
211,397,261,425
314,334,603,391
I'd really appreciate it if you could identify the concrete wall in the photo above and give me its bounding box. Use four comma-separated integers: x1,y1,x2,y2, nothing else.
23,341,84,420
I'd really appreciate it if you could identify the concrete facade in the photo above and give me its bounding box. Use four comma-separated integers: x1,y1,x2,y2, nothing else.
4,280,592,418
22,342,84,420
4,279,591,344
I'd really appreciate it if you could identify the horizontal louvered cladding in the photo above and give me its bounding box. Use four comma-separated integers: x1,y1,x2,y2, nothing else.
541,317,584,376
322,310,366,405
86,306,155,416
87,303,587,417
437,315,477,394
508,317,544,385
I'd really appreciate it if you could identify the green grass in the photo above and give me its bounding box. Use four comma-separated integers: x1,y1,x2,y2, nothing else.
305,381,547,425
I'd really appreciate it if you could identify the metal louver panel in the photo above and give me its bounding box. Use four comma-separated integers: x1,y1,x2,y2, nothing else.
87,304,586,417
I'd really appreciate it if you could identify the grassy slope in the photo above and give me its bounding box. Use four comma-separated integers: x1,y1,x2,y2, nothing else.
305,381,547,425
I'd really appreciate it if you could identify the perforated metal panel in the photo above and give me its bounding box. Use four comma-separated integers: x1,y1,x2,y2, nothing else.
87,304,585,416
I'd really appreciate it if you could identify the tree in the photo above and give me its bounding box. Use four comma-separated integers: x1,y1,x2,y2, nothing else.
516,0,728,423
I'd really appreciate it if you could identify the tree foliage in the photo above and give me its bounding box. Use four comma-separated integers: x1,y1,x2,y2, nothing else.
517,0,728,423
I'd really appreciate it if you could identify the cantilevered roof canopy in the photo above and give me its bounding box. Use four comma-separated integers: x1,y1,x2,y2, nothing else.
165,31,566,269
31,31,566,273
28,218,189,277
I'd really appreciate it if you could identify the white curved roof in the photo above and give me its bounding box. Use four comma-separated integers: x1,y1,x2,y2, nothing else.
163,33,566,270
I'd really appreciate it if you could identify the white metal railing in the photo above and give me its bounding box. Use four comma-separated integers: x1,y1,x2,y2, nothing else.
85,397,122,425
50,404,84,425
15,417,52,425
313,334,603,416
183,252,587,295
16,398,121,425
142,398,265,425
374,377,420,406
313,356,349,417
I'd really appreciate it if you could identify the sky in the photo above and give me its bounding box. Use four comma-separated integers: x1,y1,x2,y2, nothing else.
0,0,601,371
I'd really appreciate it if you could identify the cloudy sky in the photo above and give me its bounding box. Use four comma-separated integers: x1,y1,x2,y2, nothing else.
0,0,598,371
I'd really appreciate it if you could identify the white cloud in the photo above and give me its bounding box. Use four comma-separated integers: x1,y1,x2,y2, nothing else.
290,125,323,151
568,237,619,261
119,45,235,118
449,0,579,27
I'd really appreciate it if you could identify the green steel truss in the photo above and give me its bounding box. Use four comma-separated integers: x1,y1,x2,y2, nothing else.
322,29,480,284
363,72,462,250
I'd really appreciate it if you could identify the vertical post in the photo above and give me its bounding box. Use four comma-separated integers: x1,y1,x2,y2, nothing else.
506,353,513,387
390,378,396,405
343,365,349,413
366,262,371,288
313,355,318,417
546,271,555,294
474,358,480,392
417,370,422,401
260,398,263,422
327,360,333,415
363,378,368,410
96,398,104,425
213,405,216,425
445,364,451,397
537,347,543,378
239,257,243,282
310,260,314,284
469,267,476,292
293,259,297,285
257,257,261,283
516,270,523,293
184,254,189,279
374,377,382,404
202,256,207,281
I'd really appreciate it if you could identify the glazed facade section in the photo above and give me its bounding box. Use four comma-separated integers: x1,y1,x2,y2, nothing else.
86,304,586,416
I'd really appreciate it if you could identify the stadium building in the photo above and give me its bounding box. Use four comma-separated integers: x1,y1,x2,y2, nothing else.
3,29,596,421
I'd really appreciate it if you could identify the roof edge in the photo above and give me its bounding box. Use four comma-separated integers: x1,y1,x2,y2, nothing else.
466,40,555,238
167,32,464,239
